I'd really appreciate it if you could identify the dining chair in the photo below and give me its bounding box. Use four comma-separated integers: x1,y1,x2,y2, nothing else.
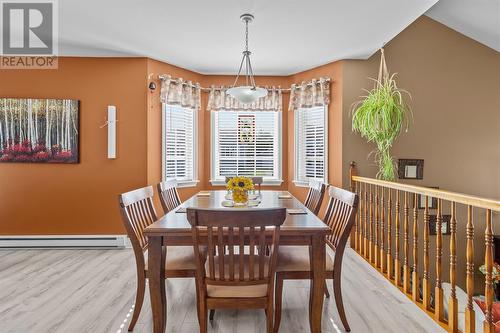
157,180,181,214
187,207,287,333
274,186,359,332
119,186,199,331
304,180,327,216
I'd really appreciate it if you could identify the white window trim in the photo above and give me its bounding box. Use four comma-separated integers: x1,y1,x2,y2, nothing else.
161,103,199,187
210,110,283,186
293,105,328,187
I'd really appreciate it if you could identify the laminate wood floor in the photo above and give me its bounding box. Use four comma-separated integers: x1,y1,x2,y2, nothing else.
0,248,445,333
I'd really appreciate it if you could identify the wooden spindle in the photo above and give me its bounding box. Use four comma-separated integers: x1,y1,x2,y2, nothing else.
484,209,494,333
380,188,386,272
386,189,393,280
448,202,458,332
375,186,380,267
412,193,419,302
403,192,410,294
369,184,374,263
358,184,363,254
423,196,431,310
465,205,475,333
394,190,401,287
435,199,444,321
364,183,369,258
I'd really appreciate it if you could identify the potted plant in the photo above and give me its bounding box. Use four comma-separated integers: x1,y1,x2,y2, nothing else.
351,48,412,181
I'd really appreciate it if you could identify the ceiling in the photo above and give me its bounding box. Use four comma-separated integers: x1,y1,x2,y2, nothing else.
55,0,497,75
425,0,500,52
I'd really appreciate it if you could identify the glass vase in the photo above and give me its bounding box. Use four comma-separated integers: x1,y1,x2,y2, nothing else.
232,189,248,206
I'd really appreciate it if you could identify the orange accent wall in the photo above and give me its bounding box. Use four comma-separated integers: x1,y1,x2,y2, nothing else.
287,62,344,219
0,57,149,234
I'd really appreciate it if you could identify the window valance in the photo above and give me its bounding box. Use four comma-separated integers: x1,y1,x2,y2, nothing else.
207,86,282,112
288,77,330,111
160,74,201,110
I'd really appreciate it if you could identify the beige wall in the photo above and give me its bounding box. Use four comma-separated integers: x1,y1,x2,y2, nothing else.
342,16,500,292
342,16,500,198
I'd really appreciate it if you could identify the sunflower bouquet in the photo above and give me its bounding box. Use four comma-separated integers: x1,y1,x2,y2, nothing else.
226,176,254,205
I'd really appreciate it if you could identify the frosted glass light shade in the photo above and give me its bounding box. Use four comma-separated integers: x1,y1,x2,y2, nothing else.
227,86,267,104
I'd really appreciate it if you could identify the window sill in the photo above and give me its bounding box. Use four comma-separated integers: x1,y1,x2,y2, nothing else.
210,179,284,187
292,180,310,187
176,180,200,188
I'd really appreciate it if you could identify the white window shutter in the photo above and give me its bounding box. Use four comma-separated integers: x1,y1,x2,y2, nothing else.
163,104,196,183
295,106,327,184
213,111,280,181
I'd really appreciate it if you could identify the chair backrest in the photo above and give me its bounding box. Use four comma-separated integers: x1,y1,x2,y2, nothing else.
304,180,327,215
119,186,158,256
187,208,286,289
323,186,359,253
157,180,181,214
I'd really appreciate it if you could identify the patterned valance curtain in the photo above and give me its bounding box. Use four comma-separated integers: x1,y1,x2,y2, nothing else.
207,86,282,112
160,74,201,110
288,77,330,111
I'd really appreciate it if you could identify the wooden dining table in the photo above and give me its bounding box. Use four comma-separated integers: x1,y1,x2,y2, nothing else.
144,190,329,333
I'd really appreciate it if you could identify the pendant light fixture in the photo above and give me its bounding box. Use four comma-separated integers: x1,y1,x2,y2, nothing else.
227,14,267,104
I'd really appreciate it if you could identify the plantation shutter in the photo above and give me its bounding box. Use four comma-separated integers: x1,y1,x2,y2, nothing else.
295,106,327,183
163,104,195,183
214,111,279,180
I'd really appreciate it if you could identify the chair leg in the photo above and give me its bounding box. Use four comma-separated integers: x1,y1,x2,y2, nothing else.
273,274,284,333
333,276,350,332
199,301,208,333
209,309,215,321
128,273,145,331
266,300,274,333
324,280,330,298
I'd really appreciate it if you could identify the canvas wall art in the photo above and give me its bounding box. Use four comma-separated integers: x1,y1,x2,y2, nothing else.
0,98,79,163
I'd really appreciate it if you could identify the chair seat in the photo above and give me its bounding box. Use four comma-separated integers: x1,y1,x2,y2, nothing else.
145,246,198,271
206,254,270,298
276,245,334,272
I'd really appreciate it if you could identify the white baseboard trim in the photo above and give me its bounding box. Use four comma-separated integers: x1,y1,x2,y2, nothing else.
0,235,129,249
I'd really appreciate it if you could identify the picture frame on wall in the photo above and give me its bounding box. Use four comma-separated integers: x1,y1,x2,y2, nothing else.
428,214,451,235
418,187,439,209
0,98,80,164
398,159,424,179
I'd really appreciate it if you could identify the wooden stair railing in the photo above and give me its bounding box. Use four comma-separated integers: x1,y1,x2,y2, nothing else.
349,162,500,333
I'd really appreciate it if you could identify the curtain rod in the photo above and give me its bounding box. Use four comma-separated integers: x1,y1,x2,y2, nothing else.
157,75,331,93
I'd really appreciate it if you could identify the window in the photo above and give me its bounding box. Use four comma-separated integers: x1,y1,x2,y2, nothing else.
162,104,197,187
211,110,282,185
294,106,328,185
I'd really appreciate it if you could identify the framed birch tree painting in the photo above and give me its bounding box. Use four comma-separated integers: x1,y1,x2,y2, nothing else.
0,98,79,163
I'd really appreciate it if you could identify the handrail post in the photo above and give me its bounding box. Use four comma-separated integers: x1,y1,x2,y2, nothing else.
386,189,393,280
448,202,458,332
435,199,444,321
349,161,357,249
423,196,431,310
412,193,419,302
465,205,475,333
484,209,494,333
403,192,410,294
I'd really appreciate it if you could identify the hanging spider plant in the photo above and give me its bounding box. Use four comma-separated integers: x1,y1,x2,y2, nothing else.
351,48,412,181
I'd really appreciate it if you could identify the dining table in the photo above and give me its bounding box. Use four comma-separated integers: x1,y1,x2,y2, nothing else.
144,190,329,333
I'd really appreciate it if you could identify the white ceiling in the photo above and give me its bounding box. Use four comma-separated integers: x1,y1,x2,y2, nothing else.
58,0,438,75
425,0,500,52
55,0,497,75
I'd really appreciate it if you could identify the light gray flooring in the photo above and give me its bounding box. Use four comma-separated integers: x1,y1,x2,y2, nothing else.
0,248,445,333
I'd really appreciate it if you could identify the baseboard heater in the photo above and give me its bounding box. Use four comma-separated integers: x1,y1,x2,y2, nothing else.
0,235,129,249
